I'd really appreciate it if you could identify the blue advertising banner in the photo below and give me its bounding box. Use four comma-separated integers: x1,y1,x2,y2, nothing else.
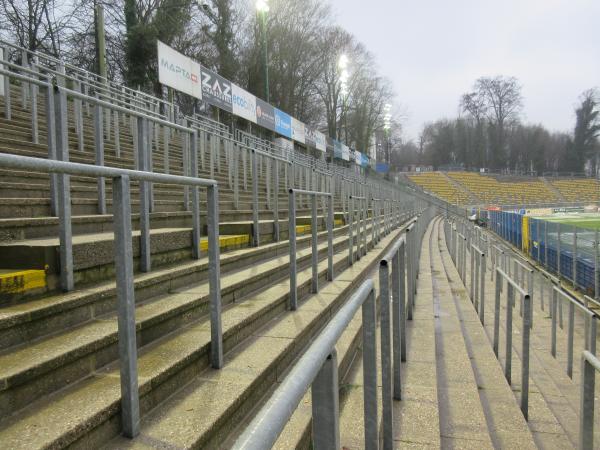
274,108,292,138
376,162,389,173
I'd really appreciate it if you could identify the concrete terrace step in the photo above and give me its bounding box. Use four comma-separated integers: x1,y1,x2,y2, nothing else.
0,219,364,351
104,224,405,450
0,217,407,449
436,221,538,449
392,217,441,448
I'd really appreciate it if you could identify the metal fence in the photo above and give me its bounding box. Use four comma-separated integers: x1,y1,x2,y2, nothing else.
489,210,600,297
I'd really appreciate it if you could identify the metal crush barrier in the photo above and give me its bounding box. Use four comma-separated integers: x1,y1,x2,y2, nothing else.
580,350,600,449
0,152,222,438
233,207,434,450
288,188,334,310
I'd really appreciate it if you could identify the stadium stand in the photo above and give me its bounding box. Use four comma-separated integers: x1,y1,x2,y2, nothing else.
550,178,600,203
1,42,598,450
447,171,560,205
407,171,471,204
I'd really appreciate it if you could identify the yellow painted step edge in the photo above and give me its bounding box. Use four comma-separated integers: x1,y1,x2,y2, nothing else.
199,234,250,251
0,269,47,294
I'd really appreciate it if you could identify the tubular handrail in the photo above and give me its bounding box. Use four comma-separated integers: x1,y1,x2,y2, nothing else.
494,267,532,419
232,279,378,450
0,152,223,439
580,350,600,449
288,188,334,310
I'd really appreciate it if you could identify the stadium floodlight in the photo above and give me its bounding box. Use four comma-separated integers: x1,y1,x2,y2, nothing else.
256,0,269,12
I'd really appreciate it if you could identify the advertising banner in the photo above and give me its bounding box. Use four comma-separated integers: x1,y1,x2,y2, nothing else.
291,117,306,144
304,126,317,148
256,98,275,131
333,140,343,159
274,108,292,138
231,83,257,123
376,162,389,173
341,144,350,161
157,41,202,99
314,131,327,152
201,66,232,112
354,150,362,165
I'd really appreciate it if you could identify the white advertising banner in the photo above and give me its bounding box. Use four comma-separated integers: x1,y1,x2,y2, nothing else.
231,83,257,124
314,131,327,152
157,41,202,99
354,150,363,166
291,117,306,144
342,144,350,161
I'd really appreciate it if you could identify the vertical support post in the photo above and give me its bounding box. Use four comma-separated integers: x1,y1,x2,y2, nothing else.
207,184,223,369
579,352,596,450
112,175,140,438
252,150,259,247
479,253,486,325
311,195,318,293
55,86,74,291
289,190,298,310
349,196,354,265
557,223,562,277
505,283,514,384
551,289,557,357
573,227,578,287
137,116,151,272
521,293,531,419
595,229,599,300
327,195,334,281
94,102,106,214
379,262,394,450
190,131,200,259
493,270,501,356
311,350,340,450
362,288,378,450
274,159,280,242
567,302,574,378
407,227,414,321
46,82,58,217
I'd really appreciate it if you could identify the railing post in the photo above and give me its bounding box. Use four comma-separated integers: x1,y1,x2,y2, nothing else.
406,226,414,321
311,350,340,450
362,287,378,450
380,257,395,449
190,131,201,259
479,252,486,325
274,159,280,242
567,302,575,378
54,85,74,291
45,81,58,217
327,195,334,281
595,229,599,300
137,116,151,272
579,352,596,450
207,184,223,369
505,284,514,384
311,195,319,293
551,288,557,357
252,149,260,246
94,101,106,214
349,195,354,265
493,270,501,356
521,293,531,419
112,174,140,438
289,190,298,310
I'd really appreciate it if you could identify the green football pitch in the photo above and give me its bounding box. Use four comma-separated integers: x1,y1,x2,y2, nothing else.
531,213,600,230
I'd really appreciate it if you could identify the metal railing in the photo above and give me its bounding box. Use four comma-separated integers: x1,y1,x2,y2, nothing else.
470,243,486,325
580,350,600,449
288,188,334,310
0,151,223,438
493,267,532,419
232,279,379,450
551,286,597,378
379,235,407,449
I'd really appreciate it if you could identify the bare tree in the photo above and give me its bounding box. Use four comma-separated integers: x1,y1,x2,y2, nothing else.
472,76,523,169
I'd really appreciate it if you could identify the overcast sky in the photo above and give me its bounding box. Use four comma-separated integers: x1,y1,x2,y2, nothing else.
329,0,600,141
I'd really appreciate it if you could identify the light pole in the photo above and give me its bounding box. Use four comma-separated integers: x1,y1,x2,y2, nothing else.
256,0,270,102
383,103,392,165
339,54,349,145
